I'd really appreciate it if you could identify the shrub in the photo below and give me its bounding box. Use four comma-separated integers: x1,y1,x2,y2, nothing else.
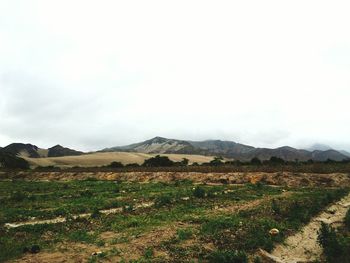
10,191,28,202
155,194,172,207
201,216,239,236
193,186,206,198
208,250,248,263
209,157,224,166
142,155,175,167
91,208,102,219
250,157,262,165
108,161,124,168
317,223,343,262
271,199,281,215
345,208,350,231
177,228,193,240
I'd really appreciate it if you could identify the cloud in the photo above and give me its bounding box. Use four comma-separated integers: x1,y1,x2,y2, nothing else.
0,0,350,151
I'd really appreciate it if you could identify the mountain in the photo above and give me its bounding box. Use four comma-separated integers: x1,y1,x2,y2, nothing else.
103,137,349,162
339,150,350,157
102,137,197,154
2,143,42,158
0,151,29,169
48,145,84,157
307,143,333,151
1,143,84,158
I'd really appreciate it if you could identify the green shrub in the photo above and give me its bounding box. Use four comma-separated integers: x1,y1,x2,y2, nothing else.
142,155,174,167
208,250,248,263
108,161,124,168
155,194,172,207
144,247,154,259
90,208,102,219
345,208,350,231
177,228,193,240
271,199,281,215
317,223,343,262
193,186,206,198
10,191,28,202
201,216,239,236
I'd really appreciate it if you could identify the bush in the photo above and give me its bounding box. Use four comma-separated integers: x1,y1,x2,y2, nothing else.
250,157,262,165
90,208,102,219
177,228,193,240
193,186,206,198
345,208,350,231
108,161,124,168
317,223,343,262
10,191,28,202
209,157,224,166
208,250,248,263
142,155,175,167
155,194,172,207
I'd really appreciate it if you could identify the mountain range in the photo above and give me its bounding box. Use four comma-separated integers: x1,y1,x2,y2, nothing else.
102,137,350,162
1,137,349,162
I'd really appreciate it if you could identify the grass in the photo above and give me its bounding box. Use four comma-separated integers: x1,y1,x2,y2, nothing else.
318,208,350,262
0,179,348,262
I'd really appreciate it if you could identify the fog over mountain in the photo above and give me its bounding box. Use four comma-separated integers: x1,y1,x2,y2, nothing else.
1,1,350,151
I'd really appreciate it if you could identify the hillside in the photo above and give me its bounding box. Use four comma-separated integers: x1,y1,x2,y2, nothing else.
48,145,84,157
24,152,220,168
103,137,349,162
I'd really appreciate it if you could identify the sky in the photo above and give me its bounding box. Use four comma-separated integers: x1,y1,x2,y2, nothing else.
0,0,350,152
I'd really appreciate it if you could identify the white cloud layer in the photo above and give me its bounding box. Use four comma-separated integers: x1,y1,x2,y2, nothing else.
0,0,350,151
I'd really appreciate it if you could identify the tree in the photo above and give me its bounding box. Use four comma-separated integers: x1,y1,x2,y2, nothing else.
142,155,175,167
180,158,189,166
108,161,124,168
209,156,224,166
269,156,285,165
250,157,262,165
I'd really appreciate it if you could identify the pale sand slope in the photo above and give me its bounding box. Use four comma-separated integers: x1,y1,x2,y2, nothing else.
23,152,219,168
260,192,350,263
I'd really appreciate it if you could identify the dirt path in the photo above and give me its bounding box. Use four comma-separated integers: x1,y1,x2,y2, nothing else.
259,192,350,263
4,202,154,229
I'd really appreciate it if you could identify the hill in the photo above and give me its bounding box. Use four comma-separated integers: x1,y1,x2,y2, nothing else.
24,152,220,168
48,145,84,157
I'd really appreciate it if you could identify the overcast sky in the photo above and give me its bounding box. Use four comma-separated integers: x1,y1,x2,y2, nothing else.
0,1,350,151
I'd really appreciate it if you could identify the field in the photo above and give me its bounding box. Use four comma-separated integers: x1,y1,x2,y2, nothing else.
23,152,221,168
1,171,350,262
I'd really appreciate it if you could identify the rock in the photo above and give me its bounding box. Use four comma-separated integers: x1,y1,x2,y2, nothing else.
269,228,280,235
91,251,103,256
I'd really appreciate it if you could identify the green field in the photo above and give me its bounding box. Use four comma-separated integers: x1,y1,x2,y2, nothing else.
0,179,348,262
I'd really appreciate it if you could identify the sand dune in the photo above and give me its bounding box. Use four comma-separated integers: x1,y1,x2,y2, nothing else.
23,152,218,168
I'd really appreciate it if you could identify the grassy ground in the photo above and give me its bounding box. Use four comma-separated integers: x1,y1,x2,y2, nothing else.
0,179,348,262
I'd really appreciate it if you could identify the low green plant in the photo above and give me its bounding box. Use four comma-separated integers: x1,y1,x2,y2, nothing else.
208,250,248,263
193,186,206,198
177,228,193,240
345,208,350,230
317,222,343,262
155,194,172,207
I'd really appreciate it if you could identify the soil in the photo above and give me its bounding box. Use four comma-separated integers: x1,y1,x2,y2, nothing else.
2,171,350,188
259,192,350,263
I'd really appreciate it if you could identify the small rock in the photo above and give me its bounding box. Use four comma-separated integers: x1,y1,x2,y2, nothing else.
269,228,279,236
91,251,103,256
